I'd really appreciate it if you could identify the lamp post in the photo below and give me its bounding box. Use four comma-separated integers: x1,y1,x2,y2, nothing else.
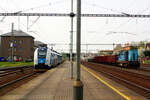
73,0,83,99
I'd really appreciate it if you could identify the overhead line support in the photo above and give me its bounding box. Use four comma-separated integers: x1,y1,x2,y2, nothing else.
0,13,150,18
70,0,75,79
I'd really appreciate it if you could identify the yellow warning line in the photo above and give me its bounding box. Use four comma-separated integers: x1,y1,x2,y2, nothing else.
81,65,131,100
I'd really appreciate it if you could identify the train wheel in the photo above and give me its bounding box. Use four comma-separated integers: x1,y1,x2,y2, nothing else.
123,63,128,68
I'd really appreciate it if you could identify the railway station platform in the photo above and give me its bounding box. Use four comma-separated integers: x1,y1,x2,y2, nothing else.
0,61,147,100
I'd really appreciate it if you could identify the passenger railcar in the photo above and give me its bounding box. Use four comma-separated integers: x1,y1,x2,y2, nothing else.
34,47,62,71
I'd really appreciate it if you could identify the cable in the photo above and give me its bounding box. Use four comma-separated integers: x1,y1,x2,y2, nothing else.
106,31,137,36
83,1,127,14
0,5,8,22
15,0,68,13
84,0,150,35
28,16,40,31
113,5,150,31
0,6,8,12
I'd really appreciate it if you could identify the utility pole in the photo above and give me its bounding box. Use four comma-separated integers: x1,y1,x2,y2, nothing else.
70,0,75,79
73,0,83,99
86,44,88,55
27,16,29,31
18,16,20,30
113,43,115,50
11,23,14,62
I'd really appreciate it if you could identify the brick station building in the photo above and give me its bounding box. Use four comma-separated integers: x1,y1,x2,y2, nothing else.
1,30,34,61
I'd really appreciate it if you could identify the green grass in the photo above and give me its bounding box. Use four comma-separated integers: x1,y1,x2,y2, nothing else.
0,62,33,68
143,60,150,64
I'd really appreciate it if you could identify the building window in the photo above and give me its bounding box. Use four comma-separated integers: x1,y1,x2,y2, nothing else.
8,40,11,43
19,48,22,51
14,40,17,43
19,56,22,61
14,48,16,52
8,48,11,51
13,43,17,47
19,40,23,44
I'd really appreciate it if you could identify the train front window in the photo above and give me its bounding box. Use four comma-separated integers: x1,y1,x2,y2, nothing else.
38,51,46,58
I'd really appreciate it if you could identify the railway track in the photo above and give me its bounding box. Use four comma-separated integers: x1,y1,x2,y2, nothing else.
0,66,36,89
88,61,150,76
82,61,150,99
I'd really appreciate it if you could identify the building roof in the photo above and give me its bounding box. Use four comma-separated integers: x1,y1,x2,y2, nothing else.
1,30,34,38
114,44,123,51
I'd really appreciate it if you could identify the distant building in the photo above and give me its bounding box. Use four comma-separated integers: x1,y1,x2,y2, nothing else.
114,44,123,52
1,30,34,61
34,41,47,48
99,50,113,56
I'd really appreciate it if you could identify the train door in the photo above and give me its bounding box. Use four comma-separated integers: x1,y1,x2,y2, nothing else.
133,49,138,61
50,53,53,65
129,49,138,61
129,49,135,61
125,51,128,61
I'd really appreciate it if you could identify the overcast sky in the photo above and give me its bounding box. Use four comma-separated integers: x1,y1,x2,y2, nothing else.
0,0,150,53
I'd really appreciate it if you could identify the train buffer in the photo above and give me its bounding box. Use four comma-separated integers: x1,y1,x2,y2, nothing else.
0,61,147,100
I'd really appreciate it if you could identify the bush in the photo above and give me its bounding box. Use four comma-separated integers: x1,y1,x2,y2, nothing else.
143,60,150,64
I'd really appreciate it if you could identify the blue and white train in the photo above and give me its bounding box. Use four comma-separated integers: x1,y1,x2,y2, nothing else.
34,47,62,71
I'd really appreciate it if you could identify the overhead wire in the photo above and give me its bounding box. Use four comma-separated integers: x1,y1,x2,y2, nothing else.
7,0,68,33
0,6,7,12
112,5,150,31
14,0,68,13
0,4,8,22
84,0,150,36
83,1,127,14
28,16,40,31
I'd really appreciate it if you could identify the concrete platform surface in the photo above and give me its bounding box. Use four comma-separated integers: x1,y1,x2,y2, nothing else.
0,61,148,100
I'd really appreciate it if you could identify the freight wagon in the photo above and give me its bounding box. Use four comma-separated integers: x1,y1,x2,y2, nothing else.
90,47,140,68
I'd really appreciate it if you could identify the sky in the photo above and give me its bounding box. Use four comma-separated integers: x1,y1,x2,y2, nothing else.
0,0,150,53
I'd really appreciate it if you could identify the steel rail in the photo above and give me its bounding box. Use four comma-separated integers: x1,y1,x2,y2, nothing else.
0,67,33,77
0,66,33,71
90,62,150,80
82,62,150,99
0,70,20,77
0,72,36,89
98,69,150,98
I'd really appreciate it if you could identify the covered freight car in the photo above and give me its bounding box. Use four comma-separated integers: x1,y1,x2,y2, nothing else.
107,55,117,64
